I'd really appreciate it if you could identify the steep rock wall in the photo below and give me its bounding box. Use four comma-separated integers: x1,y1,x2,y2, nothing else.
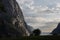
0,0,29,36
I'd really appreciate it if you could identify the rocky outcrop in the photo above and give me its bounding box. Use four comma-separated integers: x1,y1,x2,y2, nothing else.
0,0,29,37
51,23,60,35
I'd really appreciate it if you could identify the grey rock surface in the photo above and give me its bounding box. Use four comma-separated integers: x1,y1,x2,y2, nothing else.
0,0,29,37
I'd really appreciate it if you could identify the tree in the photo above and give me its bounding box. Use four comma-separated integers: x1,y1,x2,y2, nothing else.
30,29,41,36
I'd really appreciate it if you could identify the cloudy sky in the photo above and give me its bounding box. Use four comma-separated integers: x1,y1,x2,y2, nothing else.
16,0,60,33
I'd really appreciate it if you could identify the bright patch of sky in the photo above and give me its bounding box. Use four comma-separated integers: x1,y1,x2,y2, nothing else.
16,0,60,33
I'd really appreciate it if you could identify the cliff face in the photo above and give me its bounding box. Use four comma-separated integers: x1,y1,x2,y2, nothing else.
0,0,29,36
51,23,60,35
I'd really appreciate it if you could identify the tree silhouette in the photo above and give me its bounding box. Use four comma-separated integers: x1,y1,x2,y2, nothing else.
30,29,41,36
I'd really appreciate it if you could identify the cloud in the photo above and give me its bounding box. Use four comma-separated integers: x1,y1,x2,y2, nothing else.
56,3,60,7
31,6,52,13
16,0,60,33
28,23,46,29
40,22,58,32
25,16,60,23
16,0,60,14
25,17,52,23
16,0,33,4
25,16,60,32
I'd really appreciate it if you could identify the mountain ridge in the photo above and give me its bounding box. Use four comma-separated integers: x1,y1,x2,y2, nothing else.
0,0,31,36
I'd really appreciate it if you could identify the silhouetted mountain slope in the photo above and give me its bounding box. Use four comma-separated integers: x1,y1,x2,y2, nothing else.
51,23,60,35
0,0,30,37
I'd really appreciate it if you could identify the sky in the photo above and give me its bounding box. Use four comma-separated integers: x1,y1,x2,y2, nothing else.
16,0,60,33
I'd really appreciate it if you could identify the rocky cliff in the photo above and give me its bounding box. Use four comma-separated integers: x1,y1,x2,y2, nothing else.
51,23,60,35
0,0,29,37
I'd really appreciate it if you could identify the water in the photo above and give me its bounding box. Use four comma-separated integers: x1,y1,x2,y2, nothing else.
41,32,50,35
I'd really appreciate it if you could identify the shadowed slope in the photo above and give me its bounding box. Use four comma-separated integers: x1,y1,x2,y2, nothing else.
0,0,29,37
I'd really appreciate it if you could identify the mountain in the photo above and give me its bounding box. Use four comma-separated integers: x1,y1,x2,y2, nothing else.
51,23,60,35
0,0,30,37
26,25,34,33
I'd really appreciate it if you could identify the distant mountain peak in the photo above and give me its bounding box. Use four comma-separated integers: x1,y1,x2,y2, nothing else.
51,23,60,35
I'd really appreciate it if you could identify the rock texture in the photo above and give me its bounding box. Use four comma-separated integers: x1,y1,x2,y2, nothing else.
0,0,29,37
51,23,60,35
